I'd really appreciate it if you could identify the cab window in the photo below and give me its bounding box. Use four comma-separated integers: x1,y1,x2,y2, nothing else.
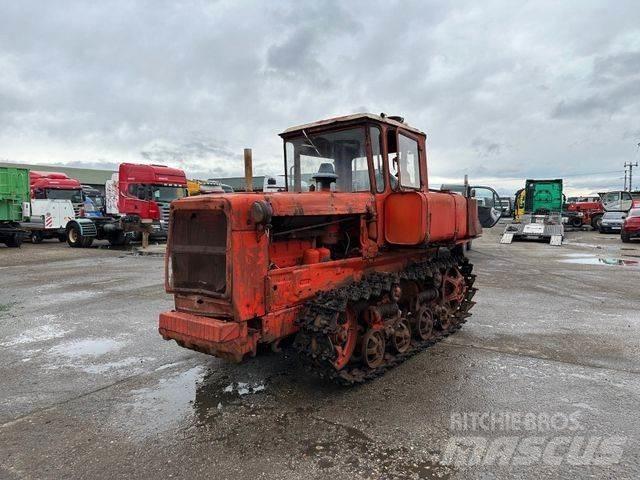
285,127,371,192
398,134,420,189
370,126,385,193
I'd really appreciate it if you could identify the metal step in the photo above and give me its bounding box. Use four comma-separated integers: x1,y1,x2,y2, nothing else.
500,233,514,244
549,235,563,246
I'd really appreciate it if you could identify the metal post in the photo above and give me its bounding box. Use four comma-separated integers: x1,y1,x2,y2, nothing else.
625,162,638,191
244,148,253,193
624,169,628,191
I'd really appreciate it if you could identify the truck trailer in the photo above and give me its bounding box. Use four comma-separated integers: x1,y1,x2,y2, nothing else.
66,163,187,248
0,167,29,247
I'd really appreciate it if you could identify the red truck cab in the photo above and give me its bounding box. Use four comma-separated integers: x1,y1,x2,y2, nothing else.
117,163,188,227
29,171,83,216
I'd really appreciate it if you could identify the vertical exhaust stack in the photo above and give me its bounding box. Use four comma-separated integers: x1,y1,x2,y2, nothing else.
244,148,253,193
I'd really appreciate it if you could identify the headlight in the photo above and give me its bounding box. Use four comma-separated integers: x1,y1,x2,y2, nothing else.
251,201,273,225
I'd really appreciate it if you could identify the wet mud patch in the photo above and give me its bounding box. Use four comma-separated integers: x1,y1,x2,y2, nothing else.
301,417,454,479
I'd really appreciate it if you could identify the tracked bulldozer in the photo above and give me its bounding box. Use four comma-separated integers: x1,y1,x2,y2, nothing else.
159,113,500,383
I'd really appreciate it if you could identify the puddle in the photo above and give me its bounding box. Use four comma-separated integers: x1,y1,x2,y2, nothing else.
97,244,137,251
559,254,639,267
113,366,205,438
48,338,122,357
0,320,66,347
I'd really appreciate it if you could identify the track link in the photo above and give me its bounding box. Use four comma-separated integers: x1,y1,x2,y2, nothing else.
294,252,476,385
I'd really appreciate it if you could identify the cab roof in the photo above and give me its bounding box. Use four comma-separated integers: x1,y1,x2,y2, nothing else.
279,113,425,137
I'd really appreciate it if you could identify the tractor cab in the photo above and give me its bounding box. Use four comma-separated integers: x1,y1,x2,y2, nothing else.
280,113,423,195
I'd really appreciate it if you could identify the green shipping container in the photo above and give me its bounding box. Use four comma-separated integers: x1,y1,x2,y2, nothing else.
0,167,30,222
524,179,563,214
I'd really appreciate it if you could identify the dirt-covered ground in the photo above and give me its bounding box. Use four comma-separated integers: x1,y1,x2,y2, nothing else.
1,225,639,479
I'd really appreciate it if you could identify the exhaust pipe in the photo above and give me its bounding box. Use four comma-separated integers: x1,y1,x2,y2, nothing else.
244,148,253,193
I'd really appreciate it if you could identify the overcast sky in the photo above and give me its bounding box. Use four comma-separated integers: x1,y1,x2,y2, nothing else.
1,0,640,195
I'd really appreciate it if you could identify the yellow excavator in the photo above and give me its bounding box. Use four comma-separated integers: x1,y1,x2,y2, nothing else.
187,180,201,196
187,179,233,195
514,188,526,222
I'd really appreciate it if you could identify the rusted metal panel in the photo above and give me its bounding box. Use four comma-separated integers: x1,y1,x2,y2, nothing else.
264,192,372,216
280,113,425,137
425,191,458,242
159,310,246,343
231,230,268,320
383,192,428,245
259,307,299,342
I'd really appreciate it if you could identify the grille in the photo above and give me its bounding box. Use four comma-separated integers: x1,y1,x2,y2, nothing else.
158,203,171,232
170,209,227,295
79,221,97,236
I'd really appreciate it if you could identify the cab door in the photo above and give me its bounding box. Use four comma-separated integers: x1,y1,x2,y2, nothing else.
470,185,502,228
600,191,633,212
383,128,430,245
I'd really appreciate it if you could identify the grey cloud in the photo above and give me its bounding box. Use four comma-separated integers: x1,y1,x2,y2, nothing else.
593,51,640,82
471,137,503,157
1,0,640,195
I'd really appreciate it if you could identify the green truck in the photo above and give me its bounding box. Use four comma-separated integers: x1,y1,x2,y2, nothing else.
524,179,563,215
501,179,565,246
0,166,29,247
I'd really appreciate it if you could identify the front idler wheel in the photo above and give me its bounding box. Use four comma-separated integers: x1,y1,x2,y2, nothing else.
361,329,386,369
330,308,358,370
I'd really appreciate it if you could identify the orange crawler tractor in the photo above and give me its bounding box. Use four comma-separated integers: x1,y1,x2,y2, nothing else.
159,114,500,383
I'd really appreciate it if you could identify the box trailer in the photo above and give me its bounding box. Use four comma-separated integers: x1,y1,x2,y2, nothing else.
0,167,29,247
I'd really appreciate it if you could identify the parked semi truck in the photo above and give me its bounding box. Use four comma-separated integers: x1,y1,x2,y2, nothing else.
23,170,81,243
0,167,29,247
66,163,187,247
0,167,81,245
502,179,564,246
